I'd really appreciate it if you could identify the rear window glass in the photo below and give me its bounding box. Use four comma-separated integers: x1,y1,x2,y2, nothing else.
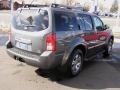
11,9,49,32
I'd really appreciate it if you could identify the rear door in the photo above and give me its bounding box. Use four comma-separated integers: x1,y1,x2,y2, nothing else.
77,14,98,58
54,11,78,55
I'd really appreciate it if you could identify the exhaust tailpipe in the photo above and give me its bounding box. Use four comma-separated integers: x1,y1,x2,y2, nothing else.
14,56,25,62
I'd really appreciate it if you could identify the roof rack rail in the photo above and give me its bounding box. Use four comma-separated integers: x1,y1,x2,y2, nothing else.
51,3,83,11
22,3,72,8
24,4,49,8
51,3,72,9
19,3,83,11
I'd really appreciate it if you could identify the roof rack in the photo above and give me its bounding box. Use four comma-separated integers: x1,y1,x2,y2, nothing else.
23,3,72,9
51,3,72,9
18,3,83,12
24,4,48,8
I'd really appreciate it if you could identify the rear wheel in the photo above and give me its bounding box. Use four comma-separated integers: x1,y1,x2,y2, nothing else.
64,49,83,77
103,39,113,57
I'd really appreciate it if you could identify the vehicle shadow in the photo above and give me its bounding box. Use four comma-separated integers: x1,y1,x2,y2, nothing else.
35,57,120,89
35,61,97,82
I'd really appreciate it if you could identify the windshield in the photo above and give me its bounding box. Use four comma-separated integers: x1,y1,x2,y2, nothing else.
11,9,49,32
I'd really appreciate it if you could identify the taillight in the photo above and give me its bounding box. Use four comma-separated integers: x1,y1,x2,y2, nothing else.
46,33,56,51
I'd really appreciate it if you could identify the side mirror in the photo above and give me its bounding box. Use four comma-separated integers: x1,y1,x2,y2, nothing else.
96,26,103,31
103,24,109,30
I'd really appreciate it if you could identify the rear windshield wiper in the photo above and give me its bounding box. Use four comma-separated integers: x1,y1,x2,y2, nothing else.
24,25,36,27
23,25,36,30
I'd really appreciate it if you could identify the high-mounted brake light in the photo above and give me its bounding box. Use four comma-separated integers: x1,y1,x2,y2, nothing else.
46,33,56,51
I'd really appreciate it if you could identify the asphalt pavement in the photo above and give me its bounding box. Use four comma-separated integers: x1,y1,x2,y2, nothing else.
0,34,120,90
0,10,120,90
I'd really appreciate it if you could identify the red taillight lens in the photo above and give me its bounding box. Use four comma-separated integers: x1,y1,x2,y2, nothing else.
46,33,56,51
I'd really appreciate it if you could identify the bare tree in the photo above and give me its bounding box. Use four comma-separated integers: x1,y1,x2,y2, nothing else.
66,0,74,6
83,3,90,11
99,2,104,12
110,0,119,13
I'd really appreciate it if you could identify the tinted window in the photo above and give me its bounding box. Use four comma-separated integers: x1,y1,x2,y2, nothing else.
82,15,93,31
93,16,103,28
54,11,78,31
12,9,49,32
77,14,86,30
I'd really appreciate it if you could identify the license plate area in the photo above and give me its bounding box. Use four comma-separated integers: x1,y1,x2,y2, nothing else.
16,42,32,51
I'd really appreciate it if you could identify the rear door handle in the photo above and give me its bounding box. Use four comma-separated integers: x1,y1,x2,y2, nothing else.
71,31,75,36
81,34,85,37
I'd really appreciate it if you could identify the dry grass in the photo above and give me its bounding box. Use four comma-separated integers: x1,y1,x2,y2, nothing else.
113,32,120,38
0,24,10,34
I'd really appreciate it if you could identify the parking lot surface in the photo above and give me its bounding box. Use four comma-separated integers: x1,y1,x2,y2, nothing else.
0,11,120,90
0,35,120,90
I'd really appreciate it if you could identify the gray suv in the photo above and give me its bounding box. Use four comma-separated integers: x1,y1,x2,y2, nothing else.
6,4,114,76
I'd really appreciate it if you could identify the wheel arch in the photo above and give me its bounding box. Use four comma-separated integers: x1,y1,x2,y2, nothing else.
106,35,114,45
61,43,87,66
110,36,114,43
72,44,87,58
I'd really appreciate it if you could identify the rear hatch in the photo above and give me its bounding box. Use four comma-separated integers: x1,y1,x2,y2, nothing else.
10,8,51,54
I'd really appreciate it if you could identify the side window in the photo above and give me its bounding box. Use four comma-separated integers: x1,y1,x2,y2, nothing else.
82,15,93,31
93,16,103,29
54,11,78,31
70,15,79,30
77,14,86,30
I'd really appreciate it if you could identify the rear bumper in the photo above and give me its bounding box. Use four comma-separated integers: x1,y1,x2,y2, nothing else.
6,41,59,69
7,49,55,69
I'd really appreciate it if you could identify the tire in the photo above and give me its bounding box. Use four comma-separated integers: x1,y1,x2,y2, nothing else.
103,39,113,58
63,49,83,77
